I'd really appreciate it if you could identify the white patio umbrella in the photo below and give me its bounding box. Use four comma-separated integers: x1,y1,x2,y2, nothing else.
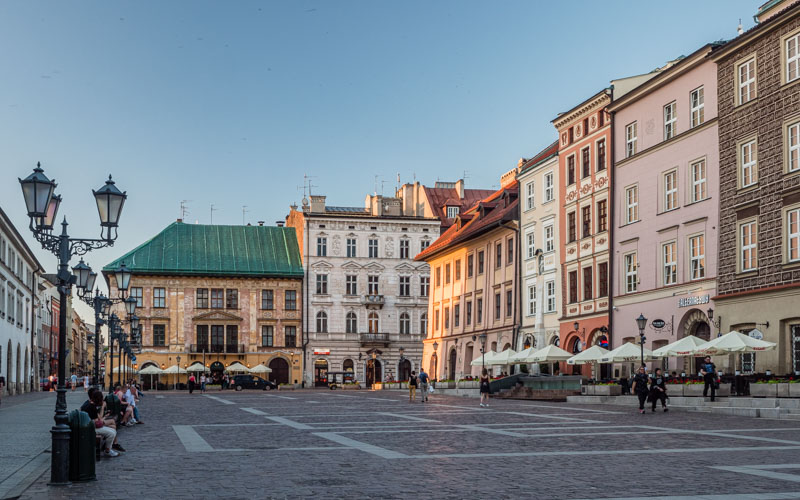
566,345,609,365
470,350,498,367
139,364,163,391
695,330,777,355
487,348,517,366
112,366,138,374
162,364,187,390
599,342,660,363
249,364,273,374
510,346,536,364
226,361,249,373
652,335,708,357
186,362,208,372
517,344,574,364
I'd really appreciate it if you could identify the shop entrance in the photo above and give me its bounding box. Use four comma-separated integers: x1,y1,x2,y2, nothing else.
448,348,457,380
314,359,328,387
366,359,382,387
268,357,289,385
692,321,711,374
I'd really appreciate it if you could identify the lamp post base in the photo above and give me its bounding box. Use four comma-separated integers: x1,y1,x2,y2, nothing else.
49,387,71,486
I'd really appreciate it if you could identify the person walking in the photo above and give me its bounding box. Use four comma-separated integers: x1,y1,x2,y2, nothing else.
479,368,491,407
631,365,650,414
200,374,207,393
70,372,77,391
700,356,717,401
188,374,196,394
649,368,668,412
408,371,417,402
83,374,90,391
418,368,429,402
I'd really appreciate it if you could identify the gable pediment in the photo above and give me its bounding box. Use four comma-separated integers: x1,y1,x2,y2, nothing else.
364,262,385,271
192,311,243,322
341,261,363,270
395,262,415,272
311,261,334,271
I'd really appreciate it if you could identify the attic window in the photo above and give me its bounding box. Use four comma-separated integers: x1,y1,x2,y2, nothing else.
423,228,429,232
370,226,377,230
401,227,408,231
349,226,355,230
446,206,460,218
319,224,326,229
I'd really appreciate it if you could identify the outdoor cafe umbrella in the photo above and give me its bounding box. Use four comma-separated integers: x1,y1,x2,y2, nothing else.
139,364,163,390
161,364,188,390
470,350,498,367
510,346,537,364
186,362,208,372
599,342,660,363
518,344,574,364
487,348,517,366
112,366,138,374
249,364,273,374
695,330,777,355
566,345,609,365
225,361,249,373
652,335,707,357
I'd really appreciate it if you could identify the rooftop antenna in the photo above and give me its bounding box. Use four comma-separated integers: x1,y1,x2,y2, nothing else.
381,180,387,196
210,203,218,224
373,175,381,195
396,172,401,192
463,170,470,183
242,205,249,225
180,200,191,220
737,18,743,35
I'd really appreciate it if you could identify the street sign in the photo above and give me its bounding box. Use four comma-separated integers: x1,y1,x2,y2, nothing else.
748,329,764,340
652,319,666,329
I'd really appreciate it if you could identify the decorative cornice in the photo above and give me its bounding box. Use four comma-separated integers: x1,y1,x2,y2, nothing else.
552,91,611,130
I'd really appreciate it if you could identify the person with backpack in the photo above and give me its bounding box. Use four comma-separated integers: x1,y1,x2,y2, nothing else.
631,365,650,414
408,371,417,402
649,368,668,412
418,368,429,402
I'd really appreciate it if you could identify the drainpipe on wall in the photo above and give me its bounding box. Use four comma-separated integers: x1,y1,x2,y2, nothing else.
608,89,616,352
31,267,41,392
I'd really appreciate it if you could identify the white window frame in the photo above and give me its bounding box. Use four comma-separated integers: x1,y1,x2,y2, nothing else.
526,231,535,260
527,284,536,316
544,172,554,202
691,159,707,202
446,206,460,218
789,121,800,173
662,241,677,286
545,280,556,313
690,86,704,128
740,220,758,272
689,234,706,280
624,252,638,294
525,181,535,211
626,122,637,157
740,139,758,188
664,170,678,211
788,208,800,263
664,101,677,140
346,237,357,258
368,238,379,258
625,185,639,224
787,32,800,83
738,57,756,105
544,224,554,252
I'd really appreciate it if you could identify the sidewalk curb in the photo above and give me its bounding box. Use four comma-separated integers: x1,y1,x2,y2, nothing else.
0,451,50,500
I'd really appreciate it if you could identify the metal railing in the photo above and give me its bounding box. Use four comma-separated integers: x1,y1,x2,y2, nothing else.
360,332,389,343
190,344,245,354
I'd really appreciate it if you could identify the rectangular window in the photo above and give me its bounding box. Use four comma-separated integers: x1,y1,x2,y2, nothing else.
368,239,379,258
690,234,706,280
663,241,677,286
455,259,461,280
211,325,224,351
625,186,639,224
226,289,238,309
789,122,800,173
196,325,209,348
664,170,678,211
211,289,224,309
526,231,535,259
467,254,474,277
789,208,800,262
625,253,638,293
626,122,637,157
568,270,578,303
420,239,430,253
581,147,590,178
153,287,166,308
454,304,460,328
597,139,606,171
195,288,208,309
567,155,576,185
740,221,758,272
507,237,514,264
435,267,441,287
466,301,472,325
544,172,554,201
368,275,379,295
226,325,239,350
400,239,410,259
478,251,485,274
495,242,502,268
740,139,758,188
285,326,297,347
525,181,535,210
316,274,328,295
664,101,676,140
261,289,274,309
317,237,327,257
583,267,593,301
787,33,800,83
597,200,607,233
581,205,591,239
444,306,450,330
738,57,756,105
446,206,460,218
261,325,274,347
691,159,707,202
528,284,537,316
691,87,704,127
506,290,512,317
285,290,297,310
130,287,143,308
545,280,556,312
420,276,429,297
495,292,501,320
445,263,451,284
399,276,411,296
153,324,166,346
434,309,440,330
345,275,358,295
476,297,483,324
568,212,577,242
598,262,608,298
346,238,357,258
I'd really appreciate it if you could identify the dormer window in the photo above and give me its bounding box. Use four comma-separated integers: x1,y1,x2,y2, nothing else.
446,206,460,218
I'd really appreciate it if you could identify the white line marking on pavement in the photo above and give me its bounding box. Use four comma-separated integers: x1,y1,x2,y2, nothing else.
376,412,439,422
173,425,214,452
458,425,526,437
193,423,282,427
570,492,800,500
501,411,604,423
405,445,800,459
265,416,312,429
204,395,235,405
641,425,800,446
746,464,800,470
241,407,268,415
306,401,321,403
712,465,800,483
312,432,408,458
266,394,297,400
155,395,165,399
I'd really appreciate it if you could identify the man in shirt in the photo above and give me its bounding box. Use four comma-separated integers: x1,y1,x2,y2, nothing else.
700,356,717,402
418,368,429,403
81,388,119,458
124,384,143,424
70,372,78,391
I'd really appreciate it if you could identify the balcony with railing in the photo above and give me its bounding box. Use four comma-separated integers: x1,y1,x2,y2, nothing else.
190,344,246,354
360,332,389,345
362,295,385,308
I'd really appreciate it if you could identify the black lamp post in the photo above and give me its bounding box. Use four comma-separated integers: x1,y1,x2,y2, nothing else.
636,313,648,367
479,333,487,372
19,163,127,485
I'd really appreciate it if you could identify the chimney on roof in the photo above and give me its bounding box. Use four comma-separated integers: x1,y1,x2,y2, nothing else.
177,218,183,223
258,221,265,226
738,18,744,34
455,179,464,199
310,195,326,213
275,220,284,227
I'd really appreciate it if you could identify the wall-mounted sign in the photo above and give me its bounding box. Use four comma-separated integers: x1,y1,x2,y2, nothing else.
748,329,764,340
313,349,330,355
678,294,709,308
651,319,666,329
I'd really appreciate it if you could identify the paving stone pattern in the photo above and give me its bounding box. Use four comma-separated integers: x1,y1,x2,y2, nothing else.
16,390,800,499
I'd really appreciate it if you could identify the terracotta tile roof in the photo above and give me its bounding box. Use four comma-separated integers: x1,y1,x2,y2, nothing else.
423,186,495,227
415,183,519,261
519,141,559,175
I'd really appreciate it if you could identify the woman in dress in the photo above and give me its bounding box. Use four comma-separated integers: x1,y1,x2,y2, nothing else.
479,368,491,408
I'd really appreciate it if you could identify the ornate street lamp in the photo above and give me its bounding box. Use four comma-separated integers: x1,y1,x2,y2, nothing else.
479,333,487,372
636,313,648,367
19,162,128,485
115,262,132,297
124,296,137,316
71,260,92,291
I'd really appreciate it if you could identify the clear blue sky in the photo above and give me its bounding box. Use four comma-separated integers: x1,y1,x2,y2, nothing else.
0,0,758,305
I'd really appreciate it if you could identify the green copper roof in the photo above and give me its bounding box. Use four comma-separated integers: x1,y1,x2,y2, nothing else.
103,222,303,278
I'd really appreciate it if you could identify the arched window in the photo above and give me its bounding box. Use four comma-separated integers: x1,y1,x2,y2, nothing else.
399,312,411,334
346,312,358,334
368,312,379,333
316,311,328,333
420,312,428,336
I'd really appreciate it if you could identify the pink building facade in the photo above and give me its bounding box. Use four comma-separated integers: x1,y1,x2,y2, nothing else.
609,45,720,375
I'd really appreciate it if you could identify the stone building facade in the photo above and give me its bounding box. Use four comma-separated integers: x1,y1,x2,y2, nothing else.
286,194,439,387
103,221,304,387
711,1,800,375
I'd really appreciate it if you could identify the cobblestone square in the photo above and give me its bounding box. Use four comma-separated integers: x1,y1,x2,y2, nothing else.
9,390,800,499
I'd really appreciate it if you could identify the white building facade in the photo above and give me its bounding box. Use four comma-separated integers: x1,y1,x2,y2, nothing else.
517,144,562,369
287,194,439,387
0,207,43,396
